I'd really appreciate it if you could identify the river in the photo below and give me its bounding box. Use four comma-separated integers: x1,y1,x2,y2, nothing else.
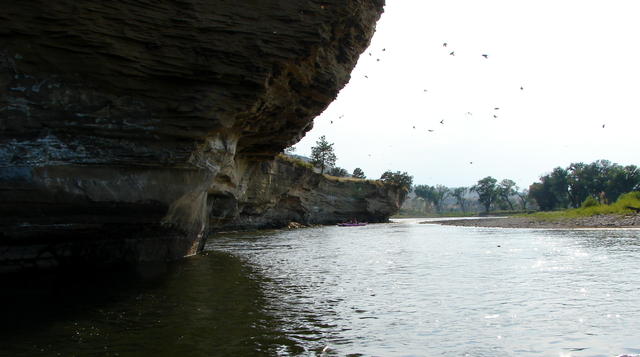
1,218,639,356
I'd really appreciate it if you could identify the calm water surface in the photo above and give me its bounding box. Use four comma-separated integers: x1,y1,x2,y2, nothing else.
2,218,640,356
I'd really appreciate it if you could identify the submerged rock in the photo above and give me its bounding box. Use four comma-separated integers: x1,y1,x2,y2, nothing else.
0,0,387,272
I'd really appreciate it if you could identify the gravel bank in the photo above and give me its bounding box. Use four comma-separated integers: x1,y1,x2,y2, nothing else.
425,214,640,229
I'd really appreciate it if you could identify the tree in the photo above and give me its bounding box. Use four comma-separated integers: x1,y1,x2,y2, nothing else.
530,167,570,210
380,170,413,201
432,185,450,213
284,146,296,155
413,185,433,210
515,189,530,210
352,167,366,179
414,184,448,213
327,166,348,177
451,187,469,213
472,176,498,212
497,179,517,210
605,164,640,203
310,135,336,174
529,182,555,211
529,159,640,211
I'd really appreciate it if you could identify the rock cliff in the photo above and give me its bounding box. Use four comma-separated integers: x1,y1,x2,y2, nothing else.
0,0,390,272
215,156,403,230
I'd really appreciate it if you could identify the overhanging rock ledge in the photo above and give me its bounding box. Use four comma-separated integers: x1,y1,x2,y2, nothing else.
0,0,388,271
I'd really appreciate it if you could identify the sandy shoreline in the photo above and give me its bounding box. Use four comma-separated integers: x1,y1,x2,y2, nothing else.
424,214,640,229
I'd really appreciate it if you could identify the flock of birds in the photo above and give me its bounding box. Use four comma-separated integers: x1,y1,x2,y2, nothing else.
329,41,609,132
329,42,528,137
321,40,609,168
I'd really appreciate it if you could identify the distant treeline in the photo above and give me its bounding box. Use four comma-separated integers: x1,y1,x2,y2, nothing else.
407,159,639,214
528,160,640,211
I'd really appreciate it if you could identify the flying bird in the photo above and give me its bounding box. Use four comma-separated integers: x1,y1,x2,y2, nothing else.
364,75,368,78
440,119,444,124
469,161,473,164
494,107,500,110
493,115,498,118
382,48,386,51
376,58,380,62
443,42,448,47
482,54,488,58
602,124,606,128
520,86,524,90
449,51,455,56
413,126,416,129
428,129,434,132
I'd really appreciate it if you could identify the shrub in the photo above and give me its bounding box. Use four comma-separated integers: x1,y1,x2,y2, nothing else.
580,196,600,208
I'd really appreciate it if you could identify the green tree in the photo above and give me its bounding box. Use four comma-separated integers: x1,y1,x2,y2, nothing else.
530,159,640,211
413,184,433,208
605,164,640,203
327,166,348,177
432,185,450,213
529,182,555,211
515,189,530,210
497,179,517,210
472,176,498,212
451,187,469,213
380,170,413,201
310,135,336,174
414,184,449,213
531,167,570,210
352,167,366,179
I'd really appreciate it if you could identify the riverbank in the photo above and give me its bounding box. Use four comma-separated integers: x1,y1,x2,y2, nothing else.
425,213,640,229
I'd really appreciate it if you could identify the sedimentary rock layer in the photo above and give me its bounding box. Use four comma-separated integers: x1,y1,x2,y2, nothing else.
0,1,387,271
215,156,403,230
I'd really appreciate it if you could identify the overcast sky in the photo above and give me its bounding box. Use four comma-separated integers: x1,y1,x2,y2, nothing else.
294,0,640,189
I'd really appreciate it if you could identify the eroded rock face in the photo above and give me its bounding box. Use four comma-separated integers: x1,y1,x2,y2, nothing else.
215,156,404,230
0,1,386,271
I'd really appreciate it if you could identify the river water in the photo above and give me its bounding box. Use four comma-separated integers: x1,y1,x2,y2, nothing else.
1,218,640,356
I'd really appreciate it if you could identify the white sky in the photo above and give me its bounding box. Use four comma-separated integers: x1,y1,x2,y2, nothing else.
294,0,640,189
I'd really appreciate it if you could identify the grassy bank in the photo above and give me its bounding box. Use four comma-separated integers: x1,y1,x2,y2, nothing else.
523,191,640,220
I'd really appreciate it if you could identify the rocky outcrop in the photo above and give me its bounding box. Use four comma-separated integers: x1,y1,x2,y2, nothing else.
0,1,386,271
215,156,404,231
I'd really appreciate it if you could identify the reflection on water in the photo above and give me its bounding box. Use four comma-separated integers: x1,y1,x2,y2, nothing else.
2,220,640,356
0,252,299,357
208,220,640,357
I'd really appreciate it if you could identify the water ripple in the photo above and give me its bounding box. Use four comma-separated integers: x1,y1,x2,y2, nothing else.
209,219,640,356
